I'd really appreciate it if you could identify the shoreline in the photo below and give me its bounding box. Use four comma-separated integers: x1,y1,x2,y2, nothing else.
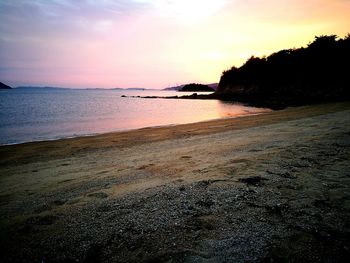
1,102,350,262
0,102,348,166
0,95,269,147
0,109,270,147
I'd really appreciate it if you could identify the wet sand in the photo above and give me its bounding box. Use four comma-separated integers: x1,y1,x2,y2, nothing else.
1,102,350,262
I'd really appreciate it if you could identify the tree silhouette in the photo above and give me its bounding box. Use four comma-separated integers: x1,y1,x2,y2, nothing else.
179,83,214,92
216,35,350,108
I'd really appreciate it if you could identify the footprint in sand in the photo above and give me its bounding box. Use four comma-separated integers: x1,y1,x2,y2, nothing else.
87,192,109,199
239,176,268,186
97,170,109,174
58,163,70,167
58,178,74,184
137,163,155,170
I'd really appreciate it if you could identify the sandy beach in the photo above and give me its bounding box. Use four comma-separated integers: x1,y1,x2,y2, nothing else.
1,102,350,262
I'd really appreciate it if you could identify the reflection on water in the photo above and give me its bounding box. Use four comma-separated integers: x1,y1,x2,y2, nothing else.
0,88,270,145
216,100,267,118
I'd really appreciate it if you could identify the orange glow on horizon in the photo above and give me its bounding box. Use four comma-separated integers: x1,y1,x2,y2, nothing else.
0,0,349,88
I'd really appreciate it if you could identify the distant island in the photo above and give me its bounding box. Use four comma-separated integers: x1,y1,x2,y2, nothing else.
164,83,218,91
163,84,186,91
215,35,350,108
179,83,215,92
0,82,12,89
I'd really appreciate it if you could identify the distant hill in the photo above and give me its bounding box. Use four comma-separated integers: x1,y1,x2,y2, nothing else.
163,84,186,91
216,35,350,108
179,83,215,92
113,87,147,91
0,82,12,89
207,83,218,90
126,88,146,91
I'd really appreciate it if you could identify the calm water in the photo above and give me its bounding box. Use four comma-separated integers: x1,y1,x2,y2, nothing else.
0,88,270,145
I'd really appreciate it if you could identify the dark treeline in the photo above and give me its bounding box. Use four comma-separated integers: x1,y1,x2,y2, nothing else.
180,83,214,92
217,35,350,108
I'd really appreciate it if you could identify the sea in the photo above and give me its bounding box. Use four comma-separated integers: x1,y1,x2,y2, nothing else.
0,87,270,145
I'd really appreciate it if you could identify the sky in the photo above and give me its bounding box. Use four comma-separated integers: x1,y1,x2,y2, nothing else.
0,0,349,89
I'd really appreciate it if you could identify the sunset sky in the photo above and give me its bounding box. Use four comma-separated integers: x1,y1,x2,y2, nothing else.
0,0,349,89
